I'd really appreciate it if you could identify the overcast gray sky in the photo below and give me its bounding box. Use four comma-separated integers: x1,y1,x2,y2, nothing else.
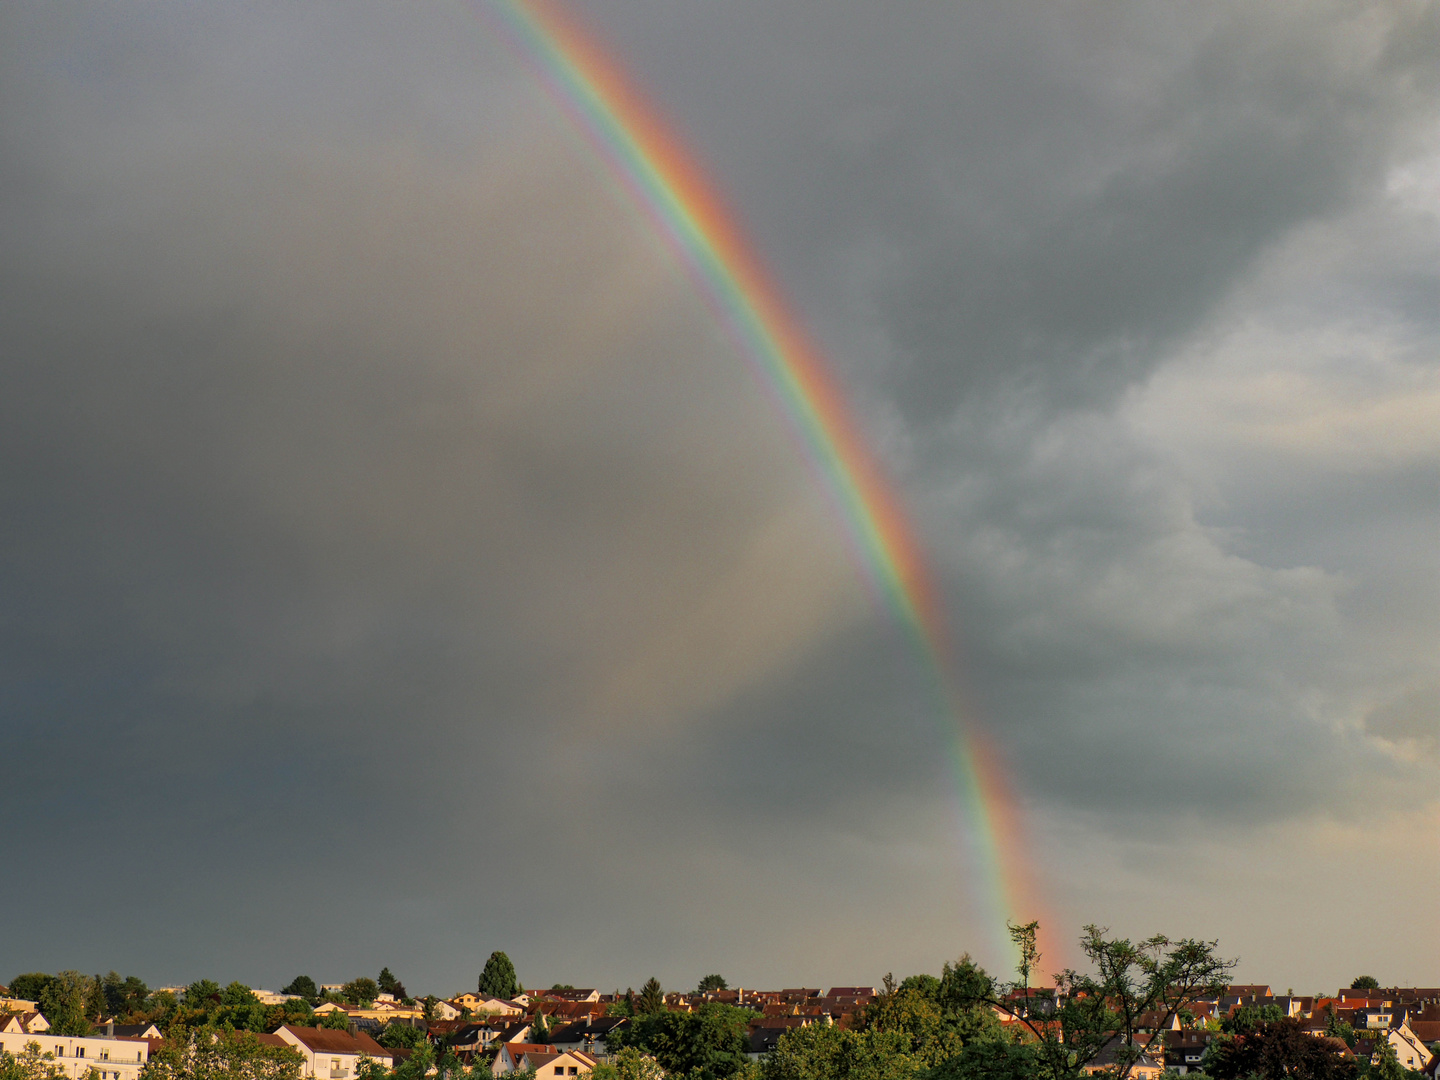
2,1,1438,998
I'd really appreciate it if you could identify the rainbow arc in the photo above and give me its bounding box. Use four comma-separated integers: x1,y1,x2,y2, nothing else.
481,0,1058,973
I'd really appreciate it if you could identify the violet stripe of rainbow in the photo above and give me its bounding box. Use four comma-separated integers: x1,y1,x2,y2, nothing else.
480,0,1054,969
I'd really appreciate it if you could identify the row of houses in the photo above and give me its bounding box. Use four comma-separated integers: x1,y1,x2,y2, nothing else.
8,981,1440,1078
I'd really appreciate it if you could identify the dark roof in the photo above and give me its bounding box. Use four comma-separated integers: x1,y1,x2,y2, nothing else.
106,1025,158,1038
748,1028,792,1054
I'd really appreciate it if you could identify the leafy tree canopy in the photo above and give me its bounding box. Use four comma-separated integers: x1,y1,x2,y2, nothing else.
342,979,379,1007
184,981,222,1009
5,976,55,1005
760,1023,919,1080
143,1026,304,1080
281,976,319,1002
589,1047,666,1080
1226,1004,1287,1033
1351,976,1381,991
98,973,148,1020
376,1022,426,1050
943,921,1235,1080
1206,1018,1358,1080
319,1009,351,1031
39,973,92,1036
478,953,519,1001
897,975,939,1000
609,1001,758,1080
923,1040,1038,1080
0,1040,83,1080
697,975,729,994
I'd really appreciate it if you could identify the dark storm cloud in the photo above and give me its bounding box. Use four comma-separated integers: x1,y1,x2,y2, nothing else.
2,0,1439,992
576,0,1440,822
580,1,1440,412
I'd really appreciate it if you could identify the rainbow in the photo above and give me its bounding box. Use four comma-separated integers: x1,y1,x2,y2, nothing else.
479,0,1058,974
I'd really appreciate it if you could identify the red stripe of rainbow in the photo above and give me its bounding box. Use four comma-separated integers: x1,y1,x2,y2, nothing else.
480,0,1059,972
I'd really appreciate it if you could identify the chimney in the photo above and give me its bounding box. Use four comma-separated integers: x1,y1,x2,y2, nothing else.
106,1021,114,1036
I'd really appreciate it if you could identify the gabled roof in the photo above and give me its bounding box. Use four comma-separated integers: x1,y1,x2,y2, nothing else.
278,1025,393,1060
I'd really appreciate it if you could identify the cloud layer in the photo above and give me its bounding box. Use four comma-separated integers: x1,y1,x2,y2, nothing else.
1,0,1437,992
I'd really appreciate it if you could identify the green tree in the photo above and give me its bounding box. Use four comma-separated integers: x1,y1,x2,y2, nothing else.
697,975,729,994
637,978,664,1016
388,1041,434,1080
377,1022,426,1050
860,963,1007,1069
40,972,93,1036
99,974,126,1018
588,1047,666,1080
760,1024,920,1080
84,976,106,1022
6,977,54,1005
528,1011,550,1044
1205,1018,1357,1080
119,977,149,1018
184,981,222,1010
1324,1010,1358,1049
609,1002,758,1080
951,921,1235,1080
280,977,318,1003
1225,1004,1287,1033
142,991,180,1027
862,977,961,1067
279,999,315,1027
0,1040,88,1080
1352,976,1381,991
923,1041,1038,1080
478,953,519,1001
341,979,379,1007
318,1009,351,1031
141,1026,304,1080
377,969,407,999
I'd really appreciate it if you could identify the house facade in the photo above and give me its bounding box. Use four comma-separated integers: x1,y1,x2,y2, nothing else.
0,1031,149,1080
273,1024,393,1080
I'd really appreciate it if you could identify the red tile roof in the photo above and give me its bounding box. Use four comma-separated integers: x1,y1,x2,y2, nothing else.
279,1026,392,1060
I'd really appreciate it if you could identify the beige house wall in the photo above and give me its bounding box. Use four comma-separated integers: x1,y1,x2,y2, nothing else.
0,1032,148,1080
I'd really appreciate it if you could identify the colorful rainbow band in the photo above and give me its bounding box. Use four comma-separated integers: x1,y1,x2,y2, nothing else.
478,0,1056,975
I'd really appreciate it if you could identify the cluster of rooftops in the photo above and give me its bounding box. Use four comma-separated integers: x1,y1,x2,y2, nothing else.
6,982,1440,1078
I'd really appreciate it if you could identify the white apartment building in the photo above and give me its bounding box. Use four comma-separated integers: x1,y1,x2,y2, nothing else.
0,1031,149,1080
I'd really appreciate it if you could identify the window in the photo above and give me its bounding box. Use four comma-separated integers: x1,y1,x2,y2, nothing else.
555,1068,564,1075
569,1069,578,1076
77,1048,86,1058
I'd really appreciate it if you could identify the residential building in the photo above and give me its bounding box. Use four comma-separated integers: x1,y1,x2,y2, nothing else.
0,1030,149,1080
273,1024,393,1080
0,1012,50,1034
